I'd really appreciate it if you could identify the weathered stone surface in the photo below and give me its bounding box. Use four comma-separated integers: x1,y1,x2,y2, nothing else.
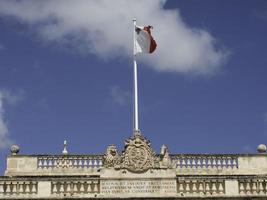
1,133,267,199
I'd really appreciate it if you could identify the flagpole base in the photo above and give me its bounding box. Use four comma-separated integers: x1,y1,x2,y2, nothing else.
133,129,142,136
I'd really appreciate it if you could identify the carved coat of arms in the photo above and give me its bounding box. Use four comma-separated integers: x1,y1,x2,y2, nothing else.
103,130,172,173
103,131,159,173
121,131,158,172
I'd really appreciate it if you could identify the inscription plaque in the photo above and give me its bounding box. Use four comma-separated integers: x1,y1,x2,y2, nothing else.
101,179,177,195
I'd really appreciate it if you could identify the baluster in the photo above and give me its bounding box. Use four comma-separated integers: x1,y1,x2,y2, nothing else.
73,182,78,194
38,159,43,168
80,182,85,193
67,157,71,168
25,182,30,194
66,182,71,193
252,181,257,194
32,182,37,194
48,160,53,168
87,181,92,193
43,159,48,169
232,158,237,168
51,182,56,194
14,182,19,194
182,159,186,168
93,181,99,193
11,182,15,194
222,158,226,168
198,181,204,195
218,181,224,194
211,158,216,168
258,180,264,194
207,158,212,169
176,158,180,168
202,158,207,168
197,158,201,168
205,181,211,195
96,159,100,168
69,182,74,194
66,158,71,168
53,158,57,169
217,159,222,169
192,158,196,169
211,181,217,194
185,181,190,194
83,182,88,193
73,159,78,168
192,181,197,194
18,183,24,193
90,181,95,193
28,182,33,194
57,158,61,168
98,159,103,168
226,157,231,168
94,159,98,168
6,182,11,193
239,181,245,194
177,181,183,193
245,181,251,194
78,159,83,168
84,159,88,168
59,183,64,193
88,159,92,168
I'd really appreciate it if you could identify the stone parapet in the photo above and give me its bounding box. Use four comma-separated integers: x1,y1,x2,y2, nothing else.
1,175,267,199
5,154,267,177
1,134,267,199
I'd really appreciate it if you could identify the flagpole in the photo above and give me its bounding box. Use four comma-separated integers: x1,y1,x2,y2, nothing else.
133,18,139,132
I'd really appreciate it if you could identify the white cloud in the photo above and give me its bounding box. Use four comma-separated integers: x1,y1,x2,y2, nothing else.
0,0,228,74
0,89,24,149
0,91,12,149
110,86,131,106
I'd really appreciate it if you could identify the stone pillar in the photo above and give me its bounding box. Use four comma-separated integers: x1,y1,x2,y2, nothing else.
225,180,239,196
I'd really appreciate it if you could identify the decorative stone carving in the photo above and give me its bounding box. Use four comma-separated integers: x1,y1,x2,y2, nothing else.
160,144,172,168
103,131,176,172
10,144,20,155
120,130,159,173
103,144,120,168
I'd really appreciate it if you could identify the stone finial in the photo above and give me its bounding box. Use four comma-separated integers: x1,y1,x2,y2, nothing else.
62,140,68,155
257,144,267,154
160,144,172,168
160,144,167,155
10,144,20,155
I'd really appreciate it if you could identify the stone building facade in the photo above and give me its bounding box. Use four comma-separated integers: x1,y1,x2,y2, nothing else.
1,130,267,199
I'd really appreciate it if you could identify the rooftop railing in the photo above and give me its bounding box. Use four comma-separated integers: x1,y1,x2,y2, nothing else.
5,153,267,176
37,155,103,169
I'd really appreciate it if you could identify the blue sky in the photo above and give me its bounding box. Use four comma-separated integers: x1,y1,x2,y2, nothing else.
0,0,267,174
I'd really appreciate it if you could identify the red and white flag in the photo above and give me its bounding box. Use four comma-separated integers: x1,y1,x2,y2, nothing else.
134,25,157,55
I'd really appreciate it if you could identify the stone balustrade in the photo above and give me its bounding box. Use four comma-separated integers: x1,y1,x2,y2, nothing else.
37,155,103,169
0,181,37,196
239,179,267,195
177,179,225,196
5,154,267,176
2,153,267,199
2,177,267,199
51,180,100,195
171,154,238,169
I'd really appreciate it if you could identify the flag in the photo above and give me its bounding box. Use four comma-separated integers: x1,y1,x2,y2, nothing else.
134,25,157,55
